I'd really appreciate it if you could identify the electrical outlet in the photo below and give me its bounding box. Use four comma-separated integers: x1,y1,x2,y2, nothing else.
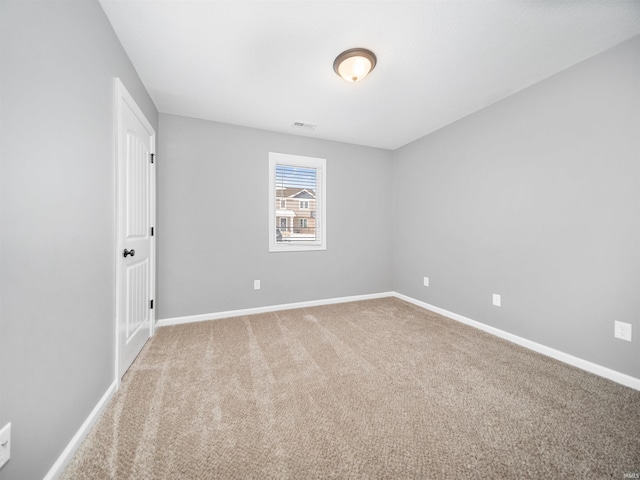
0,423,11,470
423,276,429,287
253,280,260,290
614,321,632,342
492,294,501,307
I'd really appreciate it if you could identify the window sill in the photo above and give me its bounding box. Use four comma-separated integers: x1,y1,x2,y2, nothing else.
269,243,326,253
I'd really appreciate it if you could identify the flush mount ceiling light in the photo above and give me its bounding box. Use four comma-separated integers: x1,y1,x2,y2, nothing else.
333,48,377,83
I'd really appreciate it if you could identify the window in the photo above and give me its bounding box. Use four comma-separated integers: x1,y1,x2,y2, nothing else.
269,152,326,252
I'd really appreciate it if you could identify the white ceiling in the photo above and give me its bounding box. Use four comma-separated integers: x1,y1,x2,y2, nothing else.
99,0,640,150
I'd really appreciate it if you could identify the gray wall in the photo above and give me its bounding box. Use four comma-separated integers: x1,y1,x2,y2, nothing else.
392,36,640,379
0,1,158,479
157,114,393,319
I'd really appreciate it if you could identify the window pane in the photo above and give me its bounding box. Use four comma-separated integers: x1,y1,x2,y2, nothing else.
269,152,326,252
275,164,317,244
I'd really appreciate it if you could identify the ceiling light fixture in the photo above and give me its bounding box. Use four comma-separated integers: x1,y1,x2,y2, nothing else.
333,48,377,83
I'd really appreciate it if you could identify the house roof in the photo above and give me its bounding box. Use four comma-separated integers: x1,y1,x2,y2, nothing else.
290,189,315,199
276,187,316,199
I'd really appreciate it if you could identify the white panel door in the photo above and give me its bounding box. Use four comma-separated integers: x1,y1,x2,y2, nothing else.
116,79,156,380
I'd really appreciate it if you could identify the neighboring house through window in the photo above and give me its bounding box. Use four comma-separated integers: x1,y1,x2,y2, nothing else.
269,152,326,252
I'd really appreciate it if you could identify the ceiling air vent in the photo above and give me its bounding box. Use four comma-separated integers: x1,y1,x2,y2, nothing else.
292,121,318,131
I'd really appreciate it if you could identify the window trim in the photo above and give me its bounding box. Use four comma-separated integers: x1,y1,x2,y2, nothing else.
269,152,326,252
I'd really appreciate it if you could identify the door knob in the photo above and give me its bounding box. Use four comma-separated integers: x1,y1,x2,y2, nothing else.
123,248,135,258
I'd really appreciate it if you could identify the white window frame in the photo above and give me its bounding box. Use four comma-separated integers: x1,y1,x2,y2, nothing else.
299,218,308,228
269,152,326,252
299,200,309,209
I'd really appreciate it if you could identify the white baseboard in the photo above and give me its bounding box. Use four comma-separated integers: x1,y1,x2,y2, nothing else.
44,381,117,480
394,292,640,391
157,291,395,327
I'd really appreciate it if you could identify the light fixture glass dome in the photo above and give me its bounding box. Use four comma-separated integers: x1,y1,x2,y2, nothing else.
333,48,377,83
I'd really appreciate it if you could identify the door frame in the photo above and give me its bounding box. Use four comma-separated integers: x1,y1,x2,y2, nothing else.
114,77,156,387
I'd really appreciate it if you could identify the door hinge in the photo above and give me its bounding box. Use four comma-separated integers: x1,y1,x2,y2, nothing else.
150,153,155,164
151,226,154,236
150,300,154,309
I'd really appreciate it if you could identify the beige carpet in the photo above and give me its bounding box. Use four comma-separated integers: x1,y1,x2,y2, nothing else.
62,298,640,479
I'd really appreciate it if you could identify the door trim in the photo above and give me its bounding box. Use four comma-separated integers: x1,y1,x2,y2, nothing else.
114,77,156,387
